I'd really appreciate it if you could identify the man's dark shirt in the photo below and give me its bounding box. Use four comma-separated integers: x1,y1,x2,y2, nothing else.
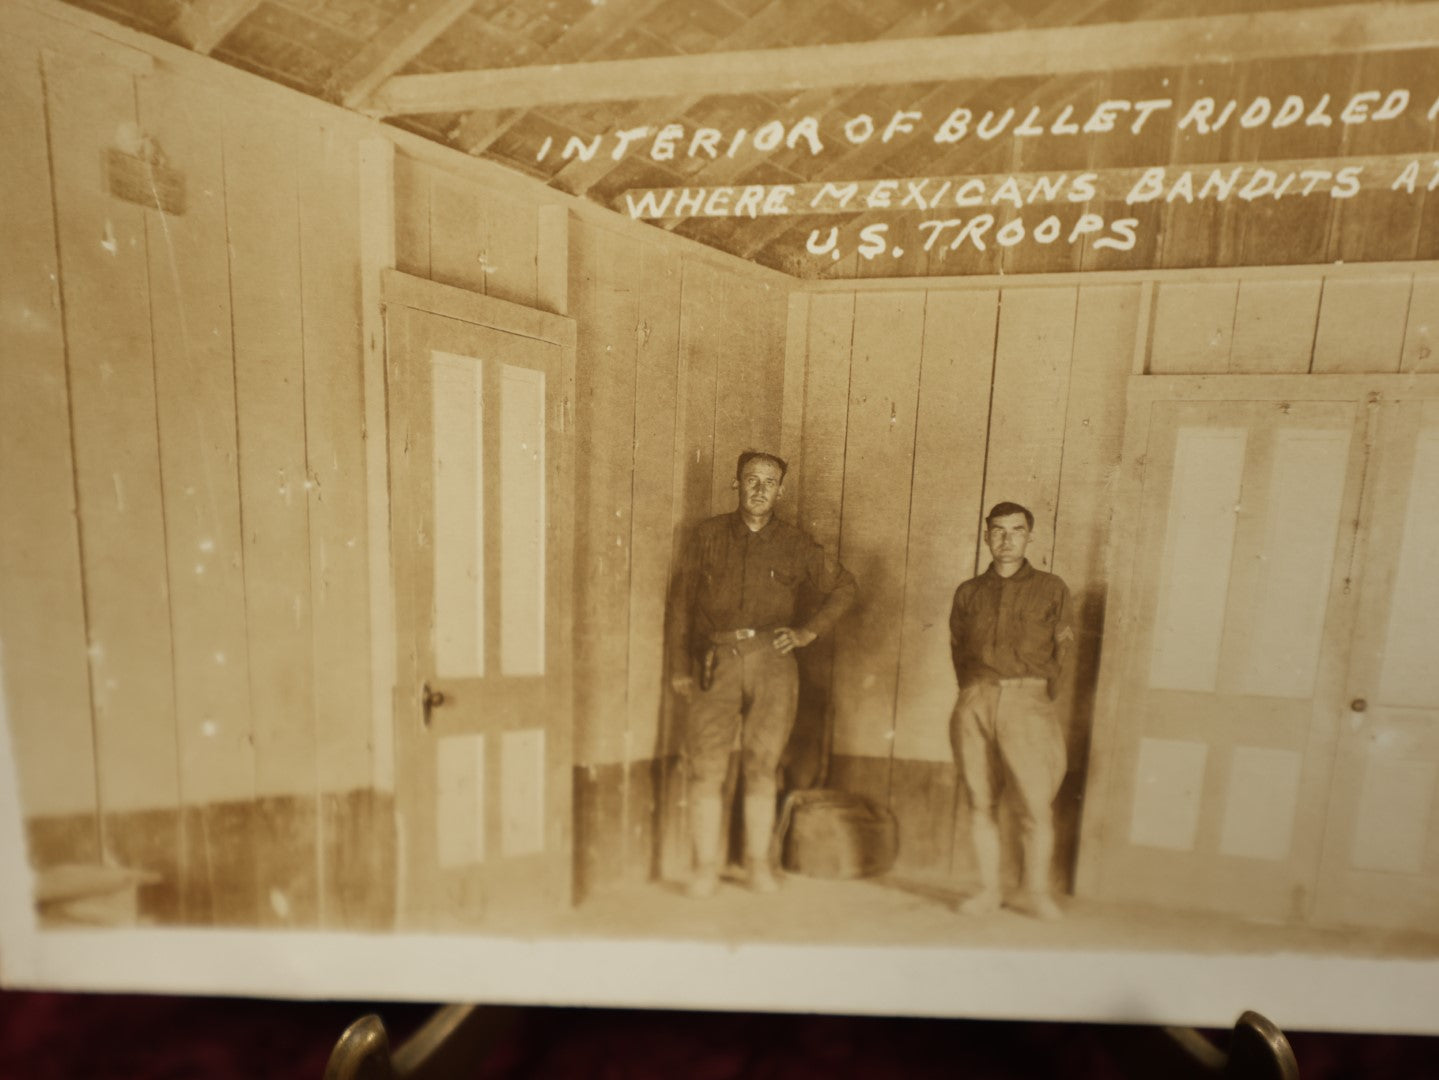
668,511,856,675
949,559,1074,691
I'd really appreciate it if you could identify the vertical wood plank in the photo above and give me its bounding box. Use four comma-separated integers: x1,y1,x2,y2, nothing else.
731,279,787,461
392,152,430,281
299,119,374,927
298,121,372,800
1148,281,1239,374
1050,283,1142,894
225,107,314,796
138,73,260,924
384,307,427,917
323,788,395,929
831,292,926,761
224,105,317,923
706,264,743,515
359,137,400,793
891,291,998,765
787,290,853,793
623,243,682,873
0,40,98,833
536,204,568,316
479,190,538,308
1402,275,1439,373
676,259,723,536
1312,276,1413,374
1053,285,1141,607
795,292,853,552
1131,281,1156,376
704,277,786,518
571,223,639,767
653,257,722,881
428,172,483,293
137,75,255,804
44,57,181,824
1229,279,1322,374
981,287,1078,572
358,137,395,792
779,293,808,496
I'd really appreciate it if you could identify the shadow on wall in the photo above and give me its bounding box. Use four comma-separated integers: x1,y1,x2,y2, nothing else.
1056,585,1108,893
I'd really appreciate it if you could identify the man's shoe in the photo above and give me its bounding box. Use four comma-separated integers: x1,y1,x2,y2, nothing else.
746,859,780,894
1011,892,1062,921
957,889,1001,915
685,865,720,899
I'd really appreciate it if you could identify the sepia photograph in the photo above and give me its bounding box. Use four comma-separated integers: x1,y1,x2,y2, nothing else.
2,0,1439,1033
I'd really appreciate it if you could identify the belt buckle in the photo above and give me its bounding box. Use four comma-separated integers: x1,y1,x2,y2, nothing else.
735,628,756,641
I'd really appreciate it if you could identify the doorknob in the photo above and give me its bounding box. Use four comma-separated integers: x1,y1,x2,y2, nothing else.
1350,698,1368,713
421,681,446,727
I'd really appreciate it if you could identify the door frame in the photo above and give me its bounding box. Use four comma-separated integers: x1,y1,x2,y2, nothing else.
1074,372,1439,912
378,269,577,926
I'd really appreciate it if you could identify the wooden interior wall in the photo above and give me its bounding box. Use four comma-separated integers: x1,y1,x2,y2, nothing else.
0,24,393,927
790,265,1439,894
573,228,788,895
390,152,790,898
1,6,793,918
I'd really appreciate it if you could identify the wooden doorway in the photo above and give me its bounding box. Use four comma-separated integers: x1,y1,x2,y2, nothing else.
1078,374,1439,932
383,271,576,929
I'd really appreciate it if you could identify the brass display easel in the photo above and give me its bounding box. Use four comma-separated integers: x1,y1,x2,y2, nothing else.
322,1005,1300,1079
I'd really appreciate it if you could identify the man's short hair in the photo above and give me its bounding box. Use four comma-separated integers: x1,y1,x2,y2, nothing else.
986,501,1034,530
736,450,788,483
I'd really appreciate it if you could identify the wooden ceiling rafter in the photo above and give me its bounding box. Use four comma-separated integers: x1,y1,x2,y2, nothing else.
323,0,479,109
452,0,675,154
651,0,992,231
169,0,261,54
553,0,986,200
365,2,1439,116
534,0,819,196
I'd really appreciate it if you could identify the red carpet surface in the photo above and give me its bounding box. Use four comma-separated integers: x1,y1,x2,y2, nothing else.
1,990,1435,1078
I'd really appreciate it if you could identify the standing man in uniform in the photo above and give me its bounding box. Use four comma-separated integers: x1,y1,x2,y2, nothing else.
668,451,857,898
949,502,1074,920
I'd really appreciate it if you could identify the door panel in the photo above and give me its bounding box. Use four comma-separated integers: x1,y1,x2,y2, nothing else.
1316,400,1439,929
1146,423,1248,695
1086,387,1371,922
430,350,486,680
387,290,574,930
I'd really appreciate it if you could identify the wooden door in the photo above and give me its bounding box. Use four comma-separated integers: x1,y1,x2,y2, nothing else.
384,271,575,929
1079,377,1371,922
1314,396,1439,930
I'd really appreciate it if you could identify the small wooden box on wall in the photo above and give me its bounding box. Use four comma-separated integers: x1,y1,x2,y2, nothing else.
104,143,184,215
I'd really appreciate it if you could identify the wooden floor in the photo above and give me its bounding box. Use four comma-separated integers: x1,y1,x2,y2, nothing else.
470,871,1439,959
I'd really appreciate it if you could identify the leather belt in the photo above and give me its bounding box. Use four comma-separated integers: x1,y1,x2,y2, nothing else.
709,627,779,658
710,628,766,644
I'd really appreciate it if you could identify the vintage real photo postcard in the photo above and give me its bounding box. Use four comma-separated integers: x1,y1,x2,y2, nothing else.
3,0,1439,1032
